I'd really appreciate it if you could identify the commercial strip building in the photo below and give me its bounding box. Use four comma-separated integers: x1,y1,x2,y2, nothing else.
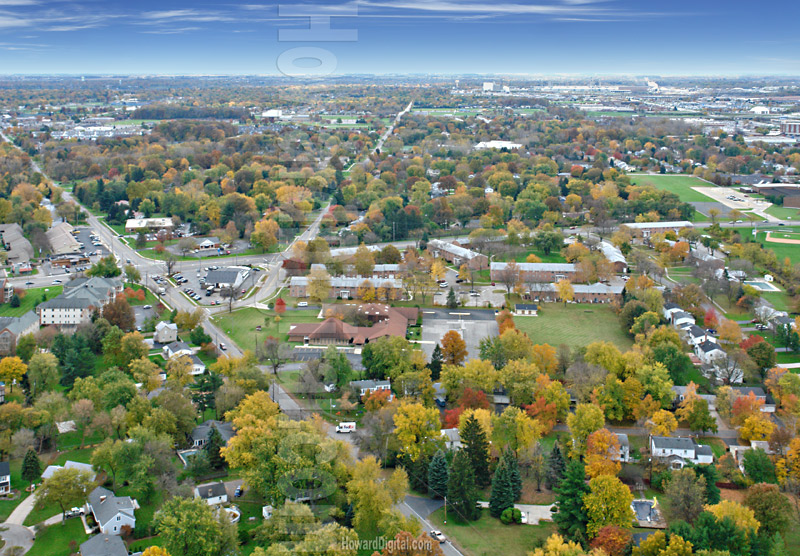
289,275,404,300
124,217,174,233
490,262,578,283
428,239,489,270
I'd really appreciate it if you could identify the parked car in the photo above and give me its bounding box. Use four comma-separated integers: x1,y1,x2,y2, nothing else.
234,486,244,498
143,305,152,310
755,323,768,330
706,329,717,336
439,281,449,288
25,281,34,285
298,301,309,307
219,343,227,351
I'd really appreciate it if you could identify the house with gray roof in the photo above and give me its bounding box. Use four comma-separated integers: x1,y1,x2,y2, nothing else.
205,267,249,290
670,311,695,328
154,321,178,344
163,340,193,360
79,534,129,556
42,460,95,480
194,481,228,505
191,420,235,448
86,486,137,535
440,428,463,451
650,436,714,469
46,222,82,256
0,224,33,265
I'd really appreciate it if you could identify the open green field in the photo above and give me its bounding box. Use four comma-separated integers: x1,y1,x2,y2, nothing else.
27,518,89,556
629,174,716,203
125,283,159,307
514,303,632,350
765,205,800,220
0,286,62,317
429,507,557,556
213,307,320,351
756,229,800,265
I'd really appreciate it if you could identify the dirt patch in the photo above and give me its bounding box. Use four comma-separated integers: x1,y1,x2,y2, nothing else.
719,487,746,503
765,232,800,245
520,482,556,505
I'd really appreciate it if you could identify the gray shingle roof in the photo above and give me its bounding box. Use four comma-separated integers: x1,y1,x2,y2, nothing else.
651,436,698,451
38,297,91,310
88,486,135,528
191,420,234,444
697,340,722,353
196,482,227,499
206,269,243,285
80,534,128,556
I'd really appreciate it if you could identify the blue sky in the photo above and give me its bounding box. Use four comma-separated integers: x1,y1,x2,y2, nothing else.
0,0,798,76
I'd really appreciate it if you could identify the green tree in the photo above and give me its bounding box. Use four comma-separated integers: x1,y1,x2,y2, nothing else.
9,293,20,308
461,413,491,487
90,438,125,490
21,449,41,488
504,447,522,501
124,264,141,284
429,344,443,381
546,443,567,489
742,448,776,484
15,333,37,362
489,456,514,518
552,460,590,544
87,255,121,278
204,425,226,470
155,496,238,556
427,450,449,499
686,398,718,435
743,483,791,537
27,352,60,399
446,287,458,309
664,467,707,524
36,467,93,521
690,464,721,505
567,403,605,457
447,449,479,522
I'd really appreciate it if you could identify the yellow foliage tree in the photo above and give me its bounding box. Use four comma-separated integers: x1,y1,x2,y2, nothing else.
646,410,678,437
0,356,27,392
393,400,440,462
585,428,622,479
705,500,759,533
739,413,775,442
583,475,634,538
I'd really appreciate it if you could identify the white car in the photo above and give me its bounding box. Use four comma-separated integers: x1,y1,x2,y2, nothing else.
430,530,446,543
439,282,449,288
297,301,309,307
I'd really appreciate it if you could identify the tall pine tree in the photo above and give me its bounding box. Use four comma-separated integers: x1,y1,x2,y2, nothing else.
204,425,225,470
428,450,449,500
448,450,479,522
504,448,522,502
429,344,443,381
461,414,491,487
21,449,41,488
552,460,590,544
546,443,566,489
489,458,514,517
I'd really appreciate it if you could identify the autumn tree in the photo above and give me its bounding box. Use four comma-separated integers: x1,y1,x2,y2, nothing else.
307,267,332,302
155,496,238,556
585,428,622,479
590,526,632,556
0,356,26,392
555,279,574,305
440,330,467,366
37,467,93,521
743,483,791,536
664,467,707,523
583,475,634,538
646,409,678,437
567,403,605,457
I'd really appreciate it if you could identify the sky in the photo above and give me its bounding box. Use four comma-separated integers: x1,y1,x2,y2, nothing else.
0,0,798,76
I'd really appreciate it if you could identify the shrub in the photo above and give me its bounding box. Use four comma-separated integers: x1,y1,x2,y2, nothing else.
652,470,672,492
500,507,522,524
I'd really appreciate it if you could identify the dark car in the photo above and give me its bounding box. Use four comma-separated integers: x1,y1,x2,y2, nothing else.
234,486,244,497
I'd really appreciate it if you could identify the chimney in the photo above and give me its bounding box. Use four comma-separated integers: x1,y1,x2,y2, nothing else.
100,495,106,503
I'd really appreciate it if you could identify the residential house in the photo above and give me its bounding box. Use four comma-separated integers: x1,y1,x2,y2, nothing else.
427,239,488,270
440,428,463,451
163,341,193,360
191,420,235,448
79,534,129,556
194,482,228,505
86,486,137,535
349,379,391,398
42,460,95,480
695,339,727,365
770,315,796,333
683,324,714,346
616,433,631,463
670,311,695,328
188,354,206,375
0,461,9,494
0,311,39,355
731,386,776,412
649,436,714,469
154,321,178,344
671,386,716,409
194,237,221,250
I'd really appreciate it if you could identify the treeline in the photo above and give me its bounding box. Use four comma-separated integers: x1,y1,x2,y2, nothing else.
132,104,248,121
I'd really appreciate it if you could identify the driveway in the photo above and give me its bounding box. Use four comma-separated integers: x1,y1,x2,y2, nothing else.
222,479,244,501
0,524,34,555
5,494,35,526
476,501,554,524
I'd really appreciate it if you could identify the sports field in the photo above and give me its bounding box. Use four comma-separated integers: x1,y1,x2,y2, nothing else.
757,228,800,265
513,303,633,350
629,174,716,203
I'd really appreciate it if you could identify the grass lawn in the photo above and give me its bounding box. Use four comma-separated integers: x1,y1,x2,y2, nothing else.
214,307,319,351
0,459,27,522
698,437,727,459
765,205,800,220
756,229,800,265
27,518,88,556
0,286,62,317
496,249,567,264
629,174,717,203
514,303,633,350
124,283,159,307
776,352,800,364
429,507,557,556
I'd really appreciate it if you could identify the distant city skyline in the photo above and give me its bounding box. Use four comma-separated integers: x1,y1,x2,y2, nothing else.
0,0,798,76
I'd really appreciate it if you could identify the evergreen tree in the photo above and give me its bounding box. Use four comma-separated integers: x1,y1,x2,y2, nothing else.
204,425,225,470
429,344,443,381
21,449,42,488
504,448,522,501
489,458,514,518
552,460,590,544
461,414,491,487
447,288,458,309
688,463,721,504
428,450,449,499
546,443,566,489
448,450,480,522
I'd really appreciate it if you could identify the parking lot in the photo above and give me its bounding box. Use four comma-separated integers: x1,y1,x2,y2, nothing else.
168,265,260,307
420,308,499,361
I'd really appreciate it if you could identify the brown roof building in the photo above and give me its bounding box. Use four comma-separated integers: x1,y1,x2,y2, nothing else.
288,304,418,345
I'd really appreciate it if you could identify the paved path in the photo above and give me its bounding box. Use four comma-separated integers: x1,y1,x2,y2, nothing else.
397,495,463,556
0,523,34,555
5,495,35,526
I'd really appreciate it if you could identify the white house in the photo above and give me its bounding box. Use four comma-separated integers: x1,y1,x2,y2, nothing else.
86,486,137,535
163,341,193,360
670,311,695,328
349,379,391,398
154,321,178,344
650,436,714,469
440,428,463,451
194,482,228,505
662,303,682,321
0,461,10,495
42,460,95,480
188,354,206,375
616,433,631,463
683,324,715,347
37,297,93,327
